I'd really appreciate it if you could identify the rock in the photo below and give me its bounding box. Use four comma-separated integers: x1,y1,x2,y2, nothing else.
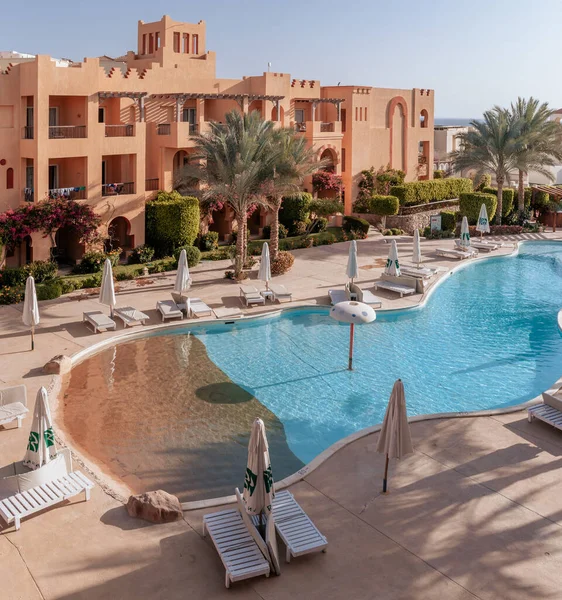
43,355,72,375
126,490,183,523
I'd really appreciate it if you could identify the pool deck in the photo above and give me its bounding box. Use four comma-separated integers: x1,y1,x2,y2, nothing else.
2,231,562,599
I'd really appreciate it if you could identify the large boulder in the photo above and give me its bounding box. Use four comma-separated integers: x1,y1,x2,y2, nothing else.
43,355,72,375
126,490,183,524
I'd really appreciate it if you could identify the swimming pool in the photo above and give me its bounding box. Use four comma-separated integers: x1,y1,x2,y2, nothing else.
196,241,562,464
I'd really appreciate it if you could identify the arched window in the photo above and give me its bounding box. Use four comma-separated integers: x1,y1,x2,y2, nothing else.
420,109,429,128
6,168,14,189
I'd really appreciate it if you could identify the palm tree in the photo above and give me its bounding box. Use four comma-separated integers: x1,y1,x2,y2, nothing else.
510,97,562,216
451,108,521,225
182,110,281,276
266,131,323,261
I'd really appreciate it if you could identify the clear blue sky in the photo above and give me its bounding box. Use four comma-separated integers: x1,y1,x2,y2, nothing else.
2,0,561,117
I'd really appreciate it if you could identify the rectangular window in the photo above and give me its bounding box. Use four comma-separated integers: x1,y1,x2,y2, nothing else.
101,161,106,186
48,165,58,190
192,34,199,54
98,107,105,123
359,107,363,121
295,109,305,123
26,165,33,188
341,109,346,133
155,32,160,50
142,34,146,55
148,33,154,55
173,32,181,53
342,148,346,173
48,107,58,127
183,33,189,53
355,107,358,121
26,106,33,127
364,107,368,121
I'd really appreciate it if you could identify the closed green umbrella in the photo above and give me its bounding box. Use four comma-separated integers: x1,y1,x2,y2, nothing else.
384,240,401,276
459,216,471,250
23,387,57,470
476,204,490,238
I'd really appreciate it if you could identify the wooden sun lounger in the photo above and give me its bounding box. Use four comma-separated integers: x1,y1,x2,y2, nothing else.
187,298,213,318
528,392,562,433
156,300,184,322
240,285,265,307
83,311,117,333
269,283,292,303
0,385,28,429
114,306,150,327
373,279,416,297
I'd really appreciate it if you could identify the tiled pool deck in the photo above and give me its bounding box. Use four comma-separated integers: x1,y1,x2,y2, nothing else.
2,231,562,599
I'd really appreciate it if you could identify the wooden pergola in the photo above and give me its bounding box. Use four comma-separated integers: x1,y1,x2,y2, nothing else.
292,97,345,120
531,185,562,231
98,91,149,120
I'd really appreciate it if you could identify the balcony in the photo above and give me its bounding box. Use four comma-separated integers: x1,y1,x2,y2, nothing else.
48,187,87,201
295,122,307,133
22,126,34,140
320,122,335,133
295,121,342,138
157,123,171,135
146,178,159,191
105,124,134,138
102,182,135,197
49,126,87,139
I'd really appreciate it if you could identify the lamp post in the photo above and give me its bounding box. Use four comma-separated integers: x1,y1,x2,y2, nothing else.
330,301,376,370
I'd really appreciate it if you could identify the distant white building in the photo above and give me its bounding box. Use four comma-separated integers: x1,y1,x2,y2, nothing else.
528,109,562,185
433,125,469,176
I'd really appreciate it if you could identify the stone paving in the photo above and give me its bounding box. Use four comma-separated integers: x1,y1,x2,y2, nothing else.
1,231,562,599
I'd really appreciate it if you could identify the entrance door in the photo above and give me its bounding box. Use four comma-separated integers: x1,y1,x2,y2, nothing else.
26,165,34,188
49,107,58,127
183,108,197,133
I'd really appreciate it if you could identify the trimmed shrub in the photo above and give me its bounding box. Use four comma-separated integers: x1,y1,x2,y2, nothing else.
271,251,295,276
370,195,399,216
198,231,219,251
531,190,550,212
146,191,200,257
390,178,473,206
310,217,328,233
36,280,62,301
60,279,77,294
342,216,370,238
0,260,58,289
262,224,288,240
289,220,309,236
0,286,24,305
279,193,312,228
439,210,458,232
173,245,201,267
459,192,497,225
482,187,515,219
82,273,103,288
433,170,445,179
476,174,492,191
128,244,155,264
74,249,120,274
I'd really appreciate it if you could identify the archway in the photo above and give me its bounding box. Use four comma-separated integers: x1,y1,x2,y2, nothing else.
420,109,428,128
106,216,132,254
54,226,84,265
173,150,189,184
388,96,408,173
270,105,285,125
319,148,337,172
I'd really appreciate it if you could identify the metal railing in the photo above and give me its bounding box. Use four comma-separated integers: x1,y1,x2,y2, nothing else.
188,123,198,135
157,123,171,135
49,125,87,139
22,126,34,139
294,122,307,133
320,122,335,132
105,124,134,137
48,187,86,201
23,188,34,202
102,182,135,197
145,178,159,191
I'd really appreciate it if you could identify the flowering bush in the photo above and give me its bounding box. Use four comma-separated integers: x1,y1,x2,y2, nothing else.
312,171,344,194
0,286,24,305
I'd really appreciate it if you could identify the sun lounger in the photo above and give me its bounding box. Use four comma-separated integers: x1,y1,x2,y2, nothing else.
213,307,243,319
203,488,271,588
373,279,416,297
0,449,94,531
114,306,149,327
156,300,184,322
400,265,437,279
349,283,382,308
83,311,117,333
240,285,265,307
455,239,498,252
187,298,213,318
0,385,28,429
329,289,348,305
269,283,292,303
435,247,477,260
528,392,562,433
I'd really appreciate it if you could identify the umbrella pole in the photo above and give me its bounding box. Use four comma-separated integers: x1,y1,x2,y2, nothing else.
348,323,354,371
382,453,389,493
31,324,34,351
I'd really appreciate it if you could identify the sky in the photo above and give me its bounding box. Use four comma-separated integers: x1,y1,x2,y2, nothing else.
2,0,561,117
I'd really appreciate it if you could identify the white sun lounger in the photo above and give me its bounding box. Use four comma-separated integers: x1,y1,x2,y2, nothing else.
528,392,562,433
435,247,477,260
187,298,213,318
349,283,383,308
400,265,436,279
83,311,117,333
455,239,498,252
213,307,243,319
156,300,184,322
203,488,271,588
373,279,416,297
114,306,150,327
329,289,348,305
0,385,28,429
0,449,94,531
240,285,265,307
269,283,292,303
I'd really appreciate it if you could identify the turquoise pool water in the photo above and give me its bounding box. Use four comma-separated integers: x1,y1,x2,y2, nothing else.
192,242,562,465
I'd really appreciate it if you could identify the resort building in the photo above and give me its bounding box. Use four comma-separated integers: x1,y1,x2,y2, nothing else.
0,15,434,266
433,125,468,175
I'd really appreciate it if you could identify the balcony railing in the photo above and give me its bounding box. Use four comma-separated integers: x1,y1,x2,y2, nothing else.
145,178,159,191
105,124,134,137
48,187,86,201
418,155,428,165
102,182,135,197
320,122,335,132
157,123,171,135
49,125,87,139
188,123,198,135
22,126,34,139
24,188,34,202
295,122,307,133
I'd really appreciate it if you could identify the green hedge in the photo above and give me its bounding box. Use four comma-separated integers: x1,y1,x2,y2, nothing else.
146,191,200,257
36,280,62,301
0,260,58,288
439,210,458,232
173,245,202,267
390,178,473,206
342,216,370,238
459,192,497,225
355,195,399,216
279,193,312,227
482,187,515,219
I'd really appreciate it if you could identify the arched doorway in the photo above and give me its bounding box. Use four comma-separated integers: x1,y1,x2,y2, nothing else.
319,148,337,172
106,216,133,255
208,205,234,241
54,226,84,265
173,150,189,186
388,96,408,173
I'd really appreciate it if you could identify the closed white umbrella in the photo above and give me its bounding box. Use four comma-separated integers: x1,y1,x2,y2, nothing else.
23,387,57,470
22,276,39,350
346,240,359,284
459,216,471,250
174,249,191,294
258,242,271,290
384,240,401,277
412,229,422,266
99,258,116,316
476,203,490,238
242,418,274,519
376,379,414,493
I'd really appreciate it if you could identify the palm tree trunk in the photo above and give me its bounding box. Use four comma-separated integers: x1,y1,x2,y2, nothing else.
234,213,245,277
496,174,504,226
270,197,281,261
518,170,525,216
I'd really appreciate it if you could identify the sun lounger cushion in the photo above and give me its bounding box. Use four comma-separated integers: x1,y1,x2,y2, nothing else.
269,284,292,302
543,392,562,413
83,311,116,333
213,307,243,319
157,300,183,321
187,298,213,317
373,280,416,297
436,248,475,259
400,266,435,279
329,289,348,305
114,306,149,326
